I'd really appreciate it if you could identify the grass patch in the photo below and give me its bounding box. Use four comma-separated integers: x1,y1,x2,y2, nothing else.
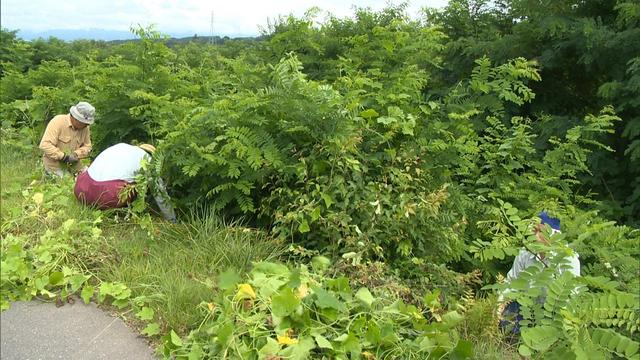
458,296,520,360
102,209,285,332
1,146,39,225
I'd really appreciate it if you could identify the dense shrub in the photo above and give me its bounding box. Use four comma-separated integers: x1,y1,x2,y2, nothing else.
2,5,639,358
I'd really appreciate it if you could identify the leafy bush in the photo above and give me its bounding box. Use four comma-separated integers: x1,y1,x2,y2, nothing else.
482,207,640,359
165,259,473,359
492,256,639,358
2,6,640,358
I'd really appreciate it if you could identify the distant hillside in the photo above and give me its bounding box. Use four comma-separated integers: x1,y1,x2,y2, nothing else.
16,28,258,41
107,34,264,46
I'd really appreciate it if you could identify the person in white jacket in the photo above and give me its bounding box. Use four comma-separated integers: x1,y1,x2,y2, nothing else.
498,212,580,334
73,143,176,222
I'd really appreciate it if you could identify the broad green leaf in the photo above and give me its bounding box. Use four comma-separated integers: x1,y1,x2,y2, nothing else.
319,307,339,322
99,282,130,302
314,287,345,311
136,306,155,321
271,287,300,317
341,333,362,357
279,337,315,360
366,321,382,345
625,339,639,357
310,207,321,222
311,256,331,272
314,334,333,349
258,337,280,359
423,289,441,307
334,333,349,342
379,321,400,345
252,273,286,298
217,322,234,345
112,298,129,309
521,326,561,351
35,276,48,290
81,285,94,304
287,268,301,288
321,193,333,208
142,322,160,336
418,336,434,351
451,340,474,360
48,271,64,286
377,116,397,125
442,311,464,328
327,276,351,295
360,109,379,118
170,330,183,347
298,219,310,233
218,269,241,291
68,274,90,292
252,262,290,276
187,343,204,360
518,344,532,357
355,287,375,308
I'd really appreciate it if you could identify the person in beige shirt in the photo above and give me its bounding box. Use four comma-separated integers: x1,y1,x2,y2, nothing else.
39,101,95,177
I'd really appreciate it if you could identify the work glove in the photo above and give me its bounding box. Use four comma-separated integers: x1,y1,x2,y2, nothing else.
62,153,79,164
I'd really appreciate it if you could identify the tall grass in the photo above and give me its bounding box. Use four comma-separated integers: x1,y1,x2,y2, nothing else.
458,296,520,360
1,141,39,226
101,208,286,332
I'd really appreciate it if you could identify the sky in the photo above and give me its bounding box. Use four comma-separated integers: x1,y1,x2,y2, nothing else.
1,0,449,38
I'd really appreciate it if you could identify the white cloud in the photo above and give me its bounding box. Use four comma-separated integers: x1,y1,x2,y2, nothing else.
1,0,448,36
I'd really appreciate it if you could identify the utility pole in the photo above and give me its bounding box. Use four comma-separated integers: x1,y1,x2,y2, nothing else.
209,11,215,45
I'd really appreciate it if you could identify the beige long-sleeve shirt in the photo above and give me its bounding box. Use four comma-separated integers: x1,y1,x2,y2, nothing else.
39,114,92,171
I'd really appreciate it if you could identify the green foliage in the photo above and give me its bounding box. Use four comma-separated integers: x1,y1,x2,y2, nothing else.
166,260,472,359
0,28,33,75
0,178,163,335
429,0,640,224
1,177,97,307
506,268,640,359
87,26,200,150
0,58,82,131
484,211,640,359
2,5,640,358
558,206,640,296
4,11,626,270
463,104,621,275
1,233,78,309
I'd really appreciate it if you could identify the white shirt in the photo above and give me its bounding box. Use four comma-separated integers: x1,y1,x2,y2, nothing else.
506,248,581,282
87,143,150,182
499,246,581,304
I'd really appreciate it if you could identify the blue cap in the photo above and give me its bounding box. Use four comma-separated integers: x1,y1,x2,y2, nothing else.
538,211,561,231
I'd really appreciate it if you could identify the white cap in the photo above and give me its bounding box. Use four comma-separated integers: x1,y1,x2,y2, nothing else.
70,101,95,124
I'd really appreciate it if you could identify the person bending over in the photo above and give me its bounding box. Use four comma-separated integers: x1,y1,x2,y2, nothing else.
74,143,176,222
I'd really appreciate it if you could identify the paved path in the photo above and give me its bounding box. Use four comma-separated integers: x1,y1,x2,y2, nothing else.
1,300,156,360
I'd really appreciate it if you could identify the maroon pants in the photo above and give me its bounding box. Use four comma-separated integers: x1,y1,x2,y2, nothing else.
74,171,134,209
